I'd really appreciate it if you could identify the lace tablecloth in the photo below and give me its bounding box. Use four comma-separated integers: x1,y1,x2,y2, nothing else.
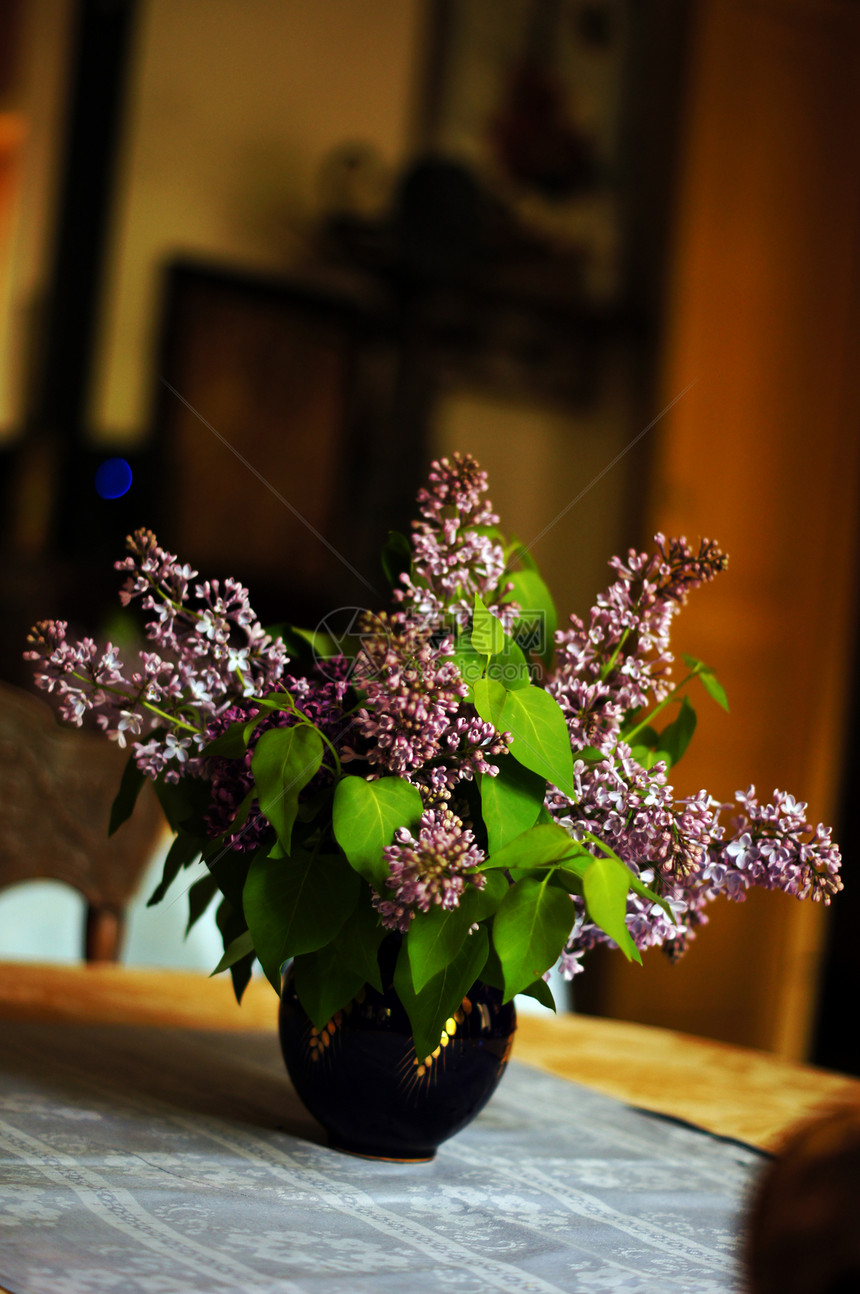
0,1020,763,1293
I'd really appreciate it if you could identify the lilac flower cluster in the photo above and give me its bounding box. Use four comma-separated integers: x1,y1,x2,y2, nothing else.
552,746,716,878
538,526,843,974
550,761,843,975
395,453,517,630
205,660,352,851
375,806,486,932
713,786,842,904
549,535,728,756
342,610,509,789
24,457,843,984
26,529,288,781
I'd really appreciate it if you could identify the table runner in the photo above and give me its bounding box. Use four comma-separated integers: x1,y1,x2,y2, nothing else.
0,1021,763,1293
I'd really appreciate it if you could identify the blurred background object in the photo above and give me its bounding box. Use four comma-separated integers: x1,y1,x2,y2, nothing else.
0,0,858,1073
0,679,165,961
743,1101,860,1294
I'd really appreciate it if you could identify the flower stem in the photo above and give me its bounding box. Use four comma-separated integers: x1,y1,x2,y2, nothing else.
69,672,201,735
621,669,699,746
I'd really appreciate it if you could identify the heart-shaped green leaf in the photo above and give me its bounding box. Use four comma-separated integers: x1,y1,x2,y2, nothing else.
332,775,424,889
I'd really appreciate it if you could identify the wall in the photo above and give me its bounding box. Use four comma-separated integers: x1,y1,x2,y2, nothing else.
0,0,73,439
88,0,427,445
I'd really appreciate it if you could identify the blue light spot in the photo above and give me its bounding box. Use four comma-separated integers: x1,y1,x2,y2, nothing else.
95,458,132,499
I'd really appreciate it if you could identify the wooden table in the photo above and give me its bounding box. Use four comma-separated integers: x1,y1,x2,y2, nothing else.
2,960,858,1153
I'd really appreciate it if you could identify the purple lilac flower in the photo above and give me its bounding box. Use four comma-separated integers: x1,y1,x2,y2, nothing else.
712,786,842,903
549,535,728,755
550,768,842,975
204,660,352,852
395,453,518,631
374,806,486,931
549,747,715,877
25,529,288,782
342,610,509,786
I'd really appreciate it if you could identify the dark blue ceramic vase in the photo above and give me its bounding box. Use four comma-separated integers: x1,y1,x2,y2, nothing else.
278,962,516,1161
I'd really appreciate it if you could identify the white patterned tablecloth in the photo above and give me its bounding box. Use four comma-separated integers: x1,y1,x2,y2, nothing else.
0,1021,764,1293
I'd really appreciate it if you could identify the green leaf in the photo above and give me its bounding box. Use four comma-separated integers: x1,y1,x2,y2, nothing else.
582,855,640,963
254,695,301,714
547,866,587,896
487,637,530,690
461,870,509,920
210,928,255,976
292,944,368,1031
200,722,248,758
186,871,219,934
405,875,506,994
507,569,557,667
147,830,203,907
483,822,589,874
453,635,530,691
330,888,386,992
657,696,697,768
332,775,424,889
243,847,360,992
492,877,575,1001
108,756,146,835
471,593,506,658
203,838,254,913
251,724,323,851
228,957,255,1004
216,897,256,1003
472,676,508,729
381,530,413,588
499,686,575,797
682,653,729,712
154,776,213,834
627,869,676,925
699,671,729,711
479,757,546,853
450,636,484,690
394,928,489,1062
504,537,538,572
519,977,557,1011
479,940,504,991
626,726,659,751
405,905,472,994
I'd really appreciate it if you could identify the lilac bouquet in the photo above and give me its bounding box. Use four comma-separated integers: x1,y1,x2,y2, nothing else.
26,455,842,1058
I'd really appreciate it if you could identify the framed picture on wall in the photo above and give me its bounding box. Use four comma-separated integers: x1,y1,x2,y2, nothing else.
420,0,633,306
150,259,406,626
